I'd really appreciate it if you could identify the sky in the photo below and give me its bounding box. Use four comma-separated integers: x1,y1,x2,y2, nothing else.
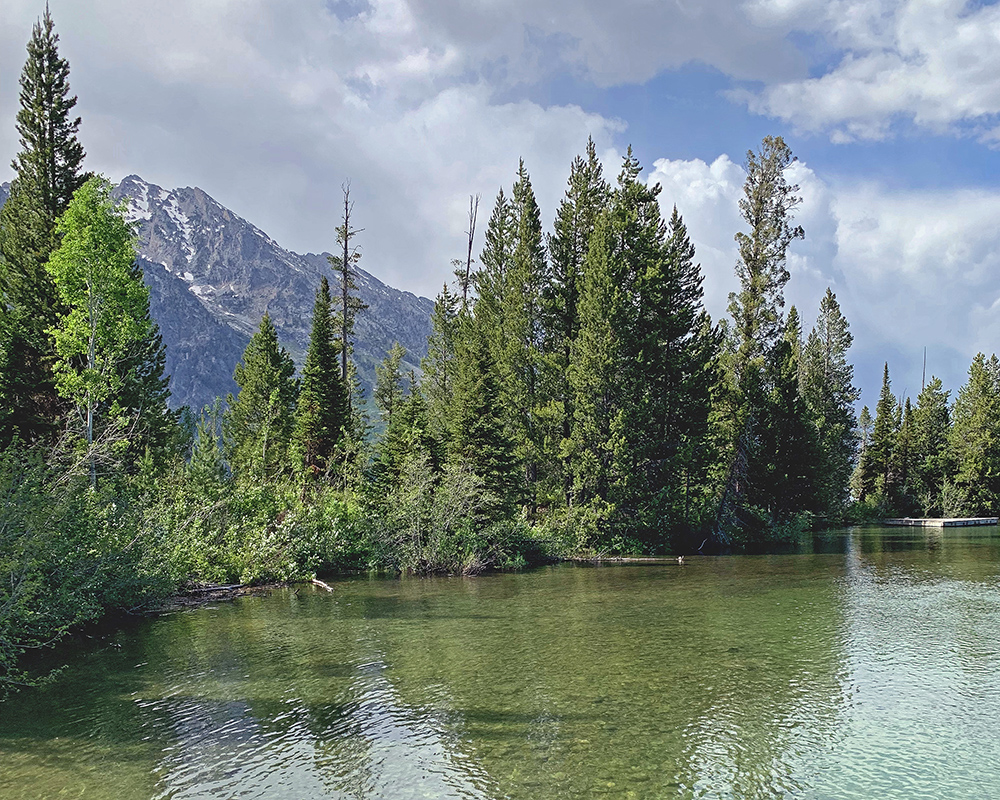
3,0,1000,407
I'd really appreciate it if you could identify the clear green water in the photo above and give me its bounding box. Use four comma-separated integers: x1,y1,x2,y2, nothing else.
2,527,1000,799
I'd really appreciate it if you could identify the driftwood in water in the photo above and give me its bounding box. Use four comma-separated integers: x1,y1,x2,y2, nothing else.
311,578,335,592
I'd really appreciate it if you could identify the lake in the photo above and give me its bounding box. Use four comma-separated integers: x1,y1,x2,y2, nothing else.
1,526,999,799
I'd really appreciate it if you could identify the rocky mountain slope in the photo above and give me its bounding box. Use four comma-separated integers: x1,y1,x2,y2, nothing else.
112,175,434,411
0,176,434,411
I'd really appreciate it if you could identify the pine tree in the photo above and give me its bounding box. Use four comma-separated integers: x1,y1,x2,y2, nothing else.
421,283,461,441
755,311,819,519
0,7,87,444
858,363,898,505
293,276,348,479
894,397,918,514
800,288,860,518
45,177,171,482
568,211,621,520
948,353,1000,516
371,384,438,501
630,206,717,535
187,399,228,497
329,182,368,416
500,160,550,512
225,313,298,482
545,138,610,504
471,187,515,369
728,136,804,406
850,405,873,501
720,136,805,533
374,342,407,425
911,377,950,515
449,317,519,518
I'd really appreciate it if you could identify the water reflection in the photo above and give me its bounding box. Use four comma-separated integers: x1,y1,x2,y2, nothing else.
0,527,998,799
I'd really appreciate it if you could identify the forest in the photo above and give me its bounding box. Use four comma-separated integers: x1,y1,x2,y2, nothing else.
1,11,999,695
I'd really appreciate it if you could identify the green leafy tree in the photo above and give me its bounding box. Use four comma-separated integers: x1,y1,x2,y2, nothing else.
0,7,88,444
44,177,170,482
225,313,298,482
293,276,348,479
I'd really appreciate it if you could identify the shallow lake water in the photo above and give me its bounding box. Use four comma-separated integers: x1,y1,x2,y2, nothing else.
2,527,999,799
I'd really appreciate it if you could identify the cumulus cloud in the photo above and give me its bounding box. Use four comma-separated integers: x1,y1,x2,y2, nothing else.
743,0,1000,141
4,0,1000,402
0,0,631,298
647,151,1000,403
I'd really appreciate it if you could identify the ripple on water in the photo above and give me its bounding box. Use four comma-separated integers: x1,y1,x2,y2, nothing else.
0,530,999,800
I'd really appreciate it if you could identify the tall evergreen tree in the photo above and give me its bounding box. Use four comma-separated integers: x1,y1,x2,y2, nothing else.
501,160,551,511
893,397,919,514
374,342,407,425
801,288,860,518
728,136,804,405
0,7,87,444
640,207,717,526
911,376,951,515
329,182,368,416
471,187,515,372
719,136,805,534
449,318,519,518
545,138,610,504
225,313,298,482
948,353,1000,516
568,210,621,520
857,363,898,505
756,311,819,519
293,276,348,479
421,283,461,442
568,147,718,542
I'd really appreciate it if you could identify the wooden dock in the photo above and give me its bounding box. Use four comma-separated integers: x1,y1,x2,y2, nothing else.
883,517,998,528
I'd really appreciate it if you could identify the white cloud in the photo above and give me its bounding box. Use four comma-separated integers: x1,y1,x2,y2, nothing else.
744,0,1000,141
0,0,627,300
648,151,1000,403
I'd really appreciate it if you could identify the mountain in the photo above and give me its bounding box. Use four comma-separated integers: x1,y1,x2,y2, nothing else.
0,176,434,411
108,175,433,411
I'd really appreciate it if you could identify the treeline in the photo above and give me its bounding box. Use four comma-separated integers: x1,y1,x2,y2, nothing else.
372,141,862,554
0,10,923,695
852,356,1000,520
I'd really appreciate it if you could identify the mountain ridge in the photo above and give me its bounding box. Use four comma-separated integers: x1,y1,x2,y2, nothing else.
0,175,434,411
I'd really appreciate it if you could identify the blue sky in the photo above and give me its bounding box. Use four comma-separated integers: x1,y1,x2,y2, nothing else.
4,0,1000,407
